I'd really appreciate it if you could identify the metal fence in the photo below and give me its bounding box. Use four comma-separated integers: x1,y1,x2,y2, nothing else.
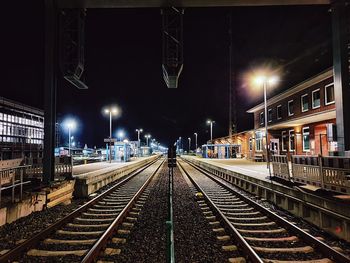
271,154,350,194
0,166,31,206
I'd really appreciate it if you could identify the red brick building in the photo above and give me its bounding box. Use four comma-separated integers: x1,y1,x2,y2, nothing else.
213,68,337,160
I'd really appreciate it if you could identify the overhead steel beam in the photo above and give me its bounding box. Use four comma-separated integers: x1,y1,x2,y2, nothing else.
162,7,184,88
56,0,329,8
43,0,57,184
331,0,350,154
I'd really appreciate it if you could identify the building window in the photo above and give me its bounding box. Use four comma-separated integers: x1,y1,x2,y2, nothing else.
277,105,282,120
288,100,294,116
302,127,310,151
312,89,320,109
301,94,309,112
260,112,264,125
268,109,272,123
325,83,335,105
282,131,288,151
255,131,263,151
289,130,295,151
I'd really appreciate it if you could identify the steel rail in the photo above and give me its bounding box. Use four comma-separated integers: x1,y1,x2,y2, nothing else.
182,157,350,263
0,156,161,262
177,160,263,263
81,158,165,263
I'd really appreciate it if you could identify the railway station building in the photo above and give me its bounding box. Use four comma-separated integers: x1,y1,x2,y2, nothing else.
213,68,338,160
0,97,44,160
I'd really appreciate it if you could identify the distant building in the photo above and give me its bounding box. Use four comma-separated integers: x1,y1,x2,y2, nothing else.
212,68,337,159
0,97,44,160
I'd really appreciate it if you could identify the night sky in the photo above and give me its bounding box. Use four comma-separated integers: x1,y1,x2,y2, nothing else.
2,2,332,148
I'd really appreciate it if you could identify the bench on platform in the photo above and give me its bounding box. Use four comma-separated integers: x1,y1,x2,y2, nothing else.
253,153,264,162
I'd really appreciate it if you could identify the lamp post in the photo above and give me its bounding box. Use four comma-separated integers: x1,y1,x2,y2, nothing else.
254,75,278,177
104,106,119,163
145,134,151,146
207,120,215,142
194,132,198,150
64,119,76,169
188,137,191,152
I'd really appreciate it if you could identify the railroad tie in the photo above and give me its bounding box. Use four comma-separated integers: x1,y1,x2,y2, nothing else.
67,223,110,228
112,237,127,244
56,230,104,236
236,228,286,234
252,246,314,253
243,236,299,242
261,258,333,263
102,248,121,256
43,238,97,245
212,228,225,234
216,235,231,241
209,221,221,227
222,245,237,251
228,257,246,263
27,249,87,257
126,216,137,222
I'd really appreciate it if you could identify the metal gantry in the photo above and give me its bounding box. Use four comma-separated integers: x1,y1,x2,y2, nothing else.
161,7,184,88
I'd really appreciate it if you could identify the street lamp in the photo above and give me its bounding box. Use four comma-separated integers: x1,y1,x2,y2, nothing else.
135,128,143,157
188,137,191,152
117,130,125,141
64,119,77,170
145,134,151,146
194,132,198,150
253,74,279,175
103,106,120,163
207,120,215,142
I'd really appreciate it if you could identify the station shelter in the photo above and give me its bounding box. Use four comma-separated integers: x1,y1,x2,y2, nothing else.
202,144,241,159
106,142,131,162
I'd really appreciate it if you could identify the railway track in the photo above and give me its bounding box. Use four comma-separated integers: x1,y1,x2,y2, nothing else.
0,157,164,263
178,158,350,263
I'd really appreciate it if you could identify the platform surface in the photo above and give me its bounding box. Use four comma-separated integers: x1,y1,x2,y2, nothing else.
184,156,273,181
73,157,142,176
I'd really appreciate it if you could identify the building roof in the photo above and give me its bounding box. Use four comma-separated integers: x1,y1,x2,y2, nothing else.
246,68,333,113
0,96,43,116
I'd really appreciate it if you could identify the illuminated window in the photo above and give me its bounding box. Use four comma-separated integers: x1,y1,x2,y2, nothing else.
277,105,282,119
255,132,263,151
282,131,287,151
312,89,320,109
288,100,294,116
268,109,272,123
325,83,335,105
289,130,295,151
302,127,310,151
260,112,264,125
301,94,309,112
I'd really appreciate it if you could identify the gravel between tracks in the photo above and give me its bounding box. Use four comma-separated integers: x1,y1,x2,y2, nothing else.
114,165,169,263
173,166,232,263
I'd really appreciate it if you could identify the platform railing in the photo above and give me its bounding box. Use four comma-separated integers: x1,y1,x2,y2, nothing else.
24,157,72,179
0,166,31,207
271,154,350,194
271,155,291,181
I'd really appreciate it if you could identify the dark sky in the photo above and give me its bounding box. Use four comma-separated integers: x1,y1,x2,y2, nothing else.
1,2,332,148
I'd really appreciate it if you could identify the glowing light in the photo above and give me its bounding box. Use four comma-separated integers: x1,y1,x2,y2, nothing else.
117,130,125,139
63,118,77,131
103,105,121,116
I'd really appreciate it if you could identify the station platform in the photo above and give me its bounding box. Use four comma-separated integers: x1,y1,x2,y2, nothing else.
73,157,140,176
73,155,159,197
187,157,271,181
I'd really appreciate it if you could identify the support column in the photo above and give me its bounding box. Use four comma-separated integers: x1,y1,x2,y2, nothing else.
43,0,57,185
332,0,350,155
